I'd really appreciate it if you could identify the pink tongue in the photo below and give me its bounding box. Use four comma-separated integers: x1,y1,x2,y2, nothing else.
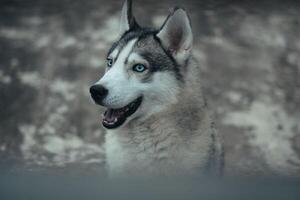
105,109,124,122
105,109,115,122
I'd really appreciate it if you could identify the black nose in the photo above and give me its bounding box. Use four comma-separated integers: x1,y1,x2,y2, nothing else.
89,84,108,105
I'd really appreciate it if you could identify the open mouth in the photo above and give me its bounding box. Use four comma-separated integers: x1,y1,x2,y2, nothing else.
102,96,143,129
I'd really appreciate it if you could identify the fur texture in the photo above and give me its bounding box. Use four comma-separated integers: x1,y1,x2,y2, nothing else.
90,0,224,178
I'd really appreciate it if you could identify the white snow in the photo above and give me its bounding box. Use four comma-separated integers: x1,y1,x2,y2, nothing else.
90,16,119,43
226,91,243,104
223,99,300,176
0,28,36,40
0,70,11,84
19,71,42,88
50,79,76,101
19,123,104,167
58,36,77,49
19,125,37,160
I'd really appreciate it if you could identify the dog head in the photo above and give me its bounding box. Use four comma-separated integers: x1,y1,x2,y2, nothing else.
90,0,193,129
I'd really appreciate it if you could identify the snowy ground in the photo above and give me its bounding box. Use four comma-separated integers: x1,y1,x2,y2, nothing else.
0,0,299,177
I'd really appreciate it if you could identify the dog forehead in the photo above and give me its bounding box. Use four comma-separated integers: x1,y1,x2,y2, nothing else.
108,28,156,56
109,34,160,63
133,36,177,70
113,39,138,67
133,35,161,53
106,30,182,80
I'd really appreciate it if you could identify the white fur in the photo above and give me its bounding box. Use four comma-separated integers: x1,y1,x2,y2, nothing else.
105,101,214,178
103,59,223,178
98,3,223,178
110,49,119,60
97,39,140,109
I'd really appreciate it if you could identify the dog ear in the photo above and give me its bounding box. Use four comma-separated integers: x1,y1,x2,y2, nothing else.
119,0,139,35
157,8,193,65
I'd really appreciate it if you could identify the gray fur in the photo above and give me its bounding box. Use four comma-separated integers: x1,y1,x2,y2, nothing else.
94,1,224,178
104,57,224,178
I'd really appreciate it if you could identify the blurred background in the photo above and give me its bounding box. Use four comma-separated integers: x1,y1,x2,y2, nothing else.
0,0,300,178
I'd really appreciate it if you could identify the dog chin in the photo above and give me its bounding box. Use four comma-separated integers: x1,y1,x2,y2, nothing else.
101,96,143,129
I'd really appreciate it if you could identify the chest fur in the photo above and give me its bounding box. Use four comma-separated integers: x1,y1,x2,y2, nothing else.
105,124,212,178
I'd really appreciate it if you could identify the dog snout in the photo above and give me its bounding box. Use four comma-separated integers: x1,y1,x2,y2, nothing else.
90,84,108,105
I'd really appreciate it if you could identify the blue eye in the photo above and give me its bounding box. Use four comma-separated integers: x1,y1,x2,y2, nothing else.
132,64,147,73
107,58,113,68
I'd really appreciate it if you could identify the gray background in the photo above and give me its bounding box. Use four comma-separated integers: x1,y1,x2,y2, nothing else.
0,0,299,177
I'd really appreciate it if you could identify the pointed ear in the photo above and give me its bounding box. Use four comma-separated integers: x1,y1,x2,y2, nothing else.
119,0,139,35
157,8,193,64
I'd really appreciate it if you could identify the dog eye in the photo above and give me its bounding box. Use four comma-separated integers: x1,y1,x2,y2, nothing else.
106,58,113,68
132,64,147,73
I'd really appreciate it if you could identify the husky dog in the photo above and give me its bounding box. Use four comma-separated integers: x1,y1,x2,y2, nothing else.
90,0,224,178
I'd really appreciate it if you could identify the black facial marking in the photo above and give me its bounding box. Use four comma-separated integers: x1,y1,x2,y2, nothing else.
153,35,183,81
107,27,157,64
134,34,184,81
140,51,173,72
107,42,118,58
125,0,140,31
106,27,184,82
120,28,157,47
